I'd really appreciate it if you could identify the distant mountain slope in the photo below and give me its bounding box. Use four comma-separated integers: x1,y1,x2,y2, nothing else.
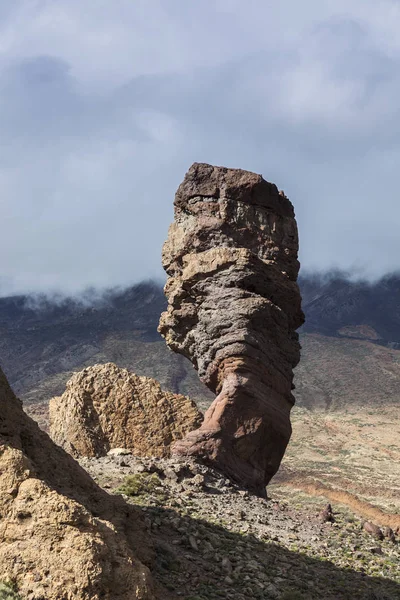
0,283,213,427
1,273,400,427
300,272,400,346
294,333,400,410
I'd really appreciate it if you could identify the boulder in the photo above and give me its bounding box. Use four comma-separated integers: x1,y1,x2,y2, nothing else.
159,163,304,496
49,363,202,458
0,366,156,599
363,521,384,540
319,503,335,523
383,526,396,542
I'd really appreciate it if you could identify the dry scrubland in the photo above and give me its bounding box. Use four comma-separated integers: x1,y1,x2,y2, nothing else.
271,333,400,527
272,406,400,526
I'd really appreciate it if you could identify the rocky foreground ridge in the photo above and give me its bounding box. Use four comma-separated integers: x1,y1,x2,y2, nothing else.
159,163,304,495
49,363,202,458
0,367,157,600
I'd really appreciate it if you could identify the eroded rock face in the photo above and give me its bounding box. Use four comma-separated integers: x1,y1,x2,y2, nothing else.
159,163,304,496
49,363,202,458
0,367,156,599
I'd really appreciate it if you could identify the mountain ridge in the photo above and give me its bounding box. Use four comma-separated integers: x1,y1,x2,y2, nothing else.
1,272,400,428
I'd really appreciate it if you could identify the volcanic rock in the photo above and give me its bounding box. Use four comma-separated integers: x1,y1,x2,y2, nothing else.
49,363,202,458
0,366,156,599
319,503,335,523
158,163,304,495
384,526,396,542
363,521,384,540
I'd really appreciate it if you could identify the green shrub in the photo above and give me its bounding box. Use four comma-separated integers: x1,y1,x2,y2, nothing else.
116,472,162,498
0,582,21,600
280,591,305,600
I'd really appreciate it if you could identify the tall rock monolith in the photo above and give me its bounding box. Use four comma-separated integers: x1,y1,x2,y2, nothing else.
159,163,304,496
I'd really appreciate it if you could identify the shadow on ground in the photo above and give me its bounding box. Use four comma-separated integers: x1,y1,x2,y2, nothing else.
143,505,400,600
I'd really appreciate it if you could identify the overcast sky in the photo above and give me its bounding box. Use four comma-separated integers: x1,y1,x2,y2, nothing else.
2,0,400,295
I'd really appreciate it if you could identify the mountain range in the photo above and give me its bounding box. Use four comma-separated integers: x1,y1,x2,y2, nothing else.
1,271,400,428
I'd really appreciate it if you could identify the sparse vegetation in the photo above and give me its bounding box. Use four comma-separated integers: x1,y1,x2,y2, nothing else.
0,582,21,600
277,405,400,517
116,472,166,503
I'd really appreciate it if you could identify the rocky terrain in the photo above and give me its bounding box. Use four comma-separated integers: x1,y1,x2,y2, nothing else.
49,363,202,458
1,270,400,540
78,451,400,600
159,163,304,494
1,162,400,597
0,270,399,541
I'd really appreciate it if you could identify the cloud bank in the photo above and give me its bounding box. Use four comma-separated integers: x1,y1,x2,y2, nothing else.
2,0,400,295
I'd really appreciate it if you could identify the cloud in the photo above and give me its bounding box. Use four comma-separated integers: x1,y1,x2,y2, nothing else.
1,0,400,295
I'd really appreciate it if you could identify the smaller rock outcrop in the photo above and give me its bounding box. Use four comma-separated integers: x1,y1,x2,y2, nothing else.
49,363,202,458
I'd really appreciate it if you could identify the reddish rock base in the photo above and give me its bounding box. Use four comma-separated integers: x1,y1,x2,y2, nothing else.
172,364,293,497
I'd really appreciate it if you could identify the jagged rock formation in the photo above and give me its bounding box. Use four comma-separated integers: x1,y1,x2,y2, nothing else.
49,363,202,458
0,367,156,599
159,163,304,496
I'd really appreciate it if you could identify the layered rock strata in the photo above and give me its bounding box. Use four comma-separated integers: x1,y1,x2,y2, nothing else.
0,367,156,599
49,363,202,458
159,163,304,496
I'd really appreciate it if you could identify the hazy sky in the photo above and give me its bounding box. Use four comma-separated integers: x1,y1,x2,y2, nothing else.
2,0,400,295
